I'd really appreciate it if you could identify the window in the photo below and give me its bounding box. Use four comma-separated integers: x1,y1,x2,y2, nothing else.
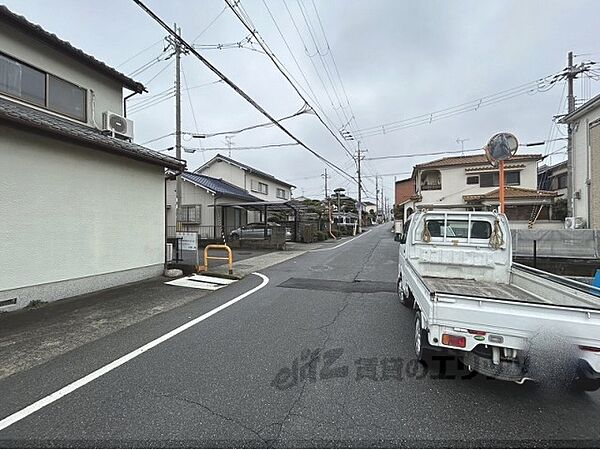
276,188,288,199
48,75,86,121
557,173,568,189
177,205,201,223
466,175,479,185
479,171,520,187
0,52,86,122
251,180,268,195
0,53,45,106
420,170,442,190
425,219,492,239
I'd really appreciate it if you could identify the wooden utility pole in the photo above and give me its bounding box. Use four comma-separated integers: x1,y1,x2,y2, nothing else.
321,168,329,199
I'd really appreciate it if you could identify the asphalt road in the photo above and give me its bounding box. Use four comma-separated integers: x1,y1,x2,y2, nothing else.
0,224,599,448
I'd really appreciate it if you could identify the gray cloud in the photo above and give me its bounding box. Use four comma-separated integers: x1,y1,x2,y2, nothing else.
4,0,599,201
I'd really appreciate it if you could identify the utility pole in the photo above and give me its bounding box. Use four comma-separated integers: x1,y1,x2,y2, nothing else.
566,51,575,219
225,135,234,158
563,51,595,219
172,24,183,229
321,168,329,199
375,176,379,216
356,142,363,233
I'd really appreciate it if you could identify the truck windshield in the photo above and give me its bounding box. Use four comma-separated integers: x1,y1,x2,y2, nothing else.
426,219,492,239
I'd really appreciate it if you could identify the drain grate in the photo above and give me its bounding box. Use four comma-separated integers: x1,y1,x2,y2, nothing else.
277,277,396,294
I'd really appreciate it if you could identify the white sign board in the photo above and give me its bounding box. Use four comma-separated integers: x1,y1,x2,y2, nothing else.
176,232,197,251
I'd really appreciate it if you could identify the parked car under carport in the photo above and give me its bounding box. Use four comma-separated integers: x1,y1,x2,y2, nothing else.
229,222,292,241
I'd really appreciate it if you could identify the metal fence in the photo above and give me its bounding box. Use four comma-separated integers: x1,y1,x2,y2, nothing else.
511,229,600,259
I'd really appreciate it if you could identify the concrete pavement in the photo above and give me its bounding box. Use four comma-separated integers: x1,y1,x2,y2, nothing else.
0,224,599,447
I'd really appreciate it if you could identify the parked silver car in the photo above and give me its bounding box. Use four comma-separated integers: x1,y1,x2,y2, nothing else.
229,222,292,241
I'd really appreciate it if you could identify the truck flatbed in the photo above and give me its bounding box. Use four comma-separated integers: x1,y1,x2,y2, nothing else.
422,275,600,309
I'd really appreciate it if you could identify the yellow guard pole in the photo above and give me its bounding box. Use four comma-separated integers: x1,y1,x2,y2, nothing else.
203,244,233,275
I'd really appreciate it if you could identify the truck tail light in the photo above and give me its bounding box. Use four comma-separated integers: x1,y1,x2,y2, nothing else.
468,329,486,336
442,334,466,348
579,345,600,352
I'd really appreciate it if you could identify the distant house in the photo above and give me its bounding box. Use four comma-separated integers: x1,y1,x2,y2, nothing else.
166,172,260,240
560,93,600,228
403,152,561,228
394,177,415,218
0,6,184,311
363,201,377,215
538,160,568,198
193,153,295,223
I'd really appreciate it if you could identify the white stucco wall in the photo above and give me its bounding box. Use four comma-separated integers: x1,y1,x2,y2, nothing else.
571,109,600,226
0,125,165,295
166,178,216,232
0,21,123,125
417,160,539,207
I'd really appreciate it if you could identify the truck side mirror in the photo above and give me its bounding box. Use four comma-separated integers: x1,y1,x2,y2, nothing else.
399,234,406,244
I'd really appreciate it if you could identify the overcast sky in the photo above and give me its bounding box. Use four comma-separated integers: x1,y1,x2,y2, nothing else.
5,0,600,201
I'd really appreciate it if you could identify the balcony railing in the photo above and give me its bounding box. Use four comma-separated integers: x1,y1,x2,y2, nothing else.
421,183,442,191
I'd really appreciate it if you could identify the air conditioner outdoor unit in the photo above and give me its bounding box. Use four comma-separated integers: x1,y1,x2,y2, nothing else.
103,111,134,140
564,216,586,229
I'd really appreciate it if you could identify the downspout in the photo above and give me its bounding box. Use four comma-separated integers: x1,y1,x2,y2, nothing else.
123,91,143,117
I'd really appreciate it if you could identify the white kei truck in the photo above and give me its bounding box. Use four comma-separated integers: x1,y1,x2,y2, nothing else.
397,210,600,391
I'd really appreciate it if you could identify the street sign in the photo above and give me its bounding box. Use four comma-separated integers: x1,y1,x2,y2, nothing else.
176,232,197,251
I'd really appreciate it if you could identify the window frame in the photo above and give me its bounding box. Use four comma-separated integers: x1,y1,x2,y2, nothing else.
0,50,87,123
466,175,479,185
479,170,520,188
47,73,87,122
276,188,288,200
251,180,269,195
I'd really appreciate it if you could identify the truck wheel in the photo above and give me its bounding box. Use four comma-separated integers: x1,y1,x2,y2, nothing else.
414,311,428,361
397,278,414,308
571,376,600,392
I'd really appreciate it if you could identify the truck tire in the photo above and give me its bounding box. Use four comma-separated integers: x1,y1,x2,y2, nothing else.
414,311,428,361
397,278,414,308
571,376,600,392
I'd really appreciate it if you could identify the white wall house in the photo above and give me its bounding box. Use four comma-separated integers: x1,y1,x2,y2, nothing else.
166,172,260,240
193,154,295,222
560,93,600,228
0,6,184,312
195,154,295,202
404,153,560,228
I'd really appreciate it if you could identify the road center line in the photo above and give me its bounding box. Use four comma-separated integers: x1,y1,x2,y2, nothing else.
310,229,372,252
0,272,270,433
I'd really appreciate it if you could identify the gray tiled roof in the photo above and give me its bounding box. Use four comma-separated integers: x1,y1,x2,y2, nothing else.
182,172,261,202
196,154,296,188
0,97,185,170
0,6,145,93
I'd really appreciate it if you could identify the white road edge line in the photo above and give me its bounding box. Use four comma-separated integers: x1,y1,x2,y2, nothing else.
310,229,372,252
0,272,270,433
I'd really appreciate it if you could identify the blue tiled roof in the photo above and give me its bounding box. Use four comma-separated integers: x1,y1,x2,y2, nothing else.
182,172,260,201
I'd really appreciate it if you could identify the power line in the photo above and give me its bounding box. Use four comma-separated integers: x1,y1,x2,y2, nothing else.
117,37,164,69
191,5,228,43
141,132,174,146
162,142,299,153
186,104,311,138
260,0,342,143
225,0,355,161
132,0,356,183
355,75,562,138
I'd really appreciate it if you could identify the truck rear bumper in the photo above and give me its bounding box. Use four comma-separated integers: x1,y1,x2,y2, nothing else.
460,351,528,383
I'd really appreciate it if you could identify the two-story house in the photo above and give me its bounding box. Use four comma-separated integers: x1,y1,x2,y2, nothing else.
403,152,560,228
560,93,600,228
194,153,295,221
0,6,184,311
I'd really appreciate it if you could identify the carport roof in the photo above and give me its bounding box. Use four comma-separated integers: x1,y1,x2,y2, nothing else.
208,199,309,212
